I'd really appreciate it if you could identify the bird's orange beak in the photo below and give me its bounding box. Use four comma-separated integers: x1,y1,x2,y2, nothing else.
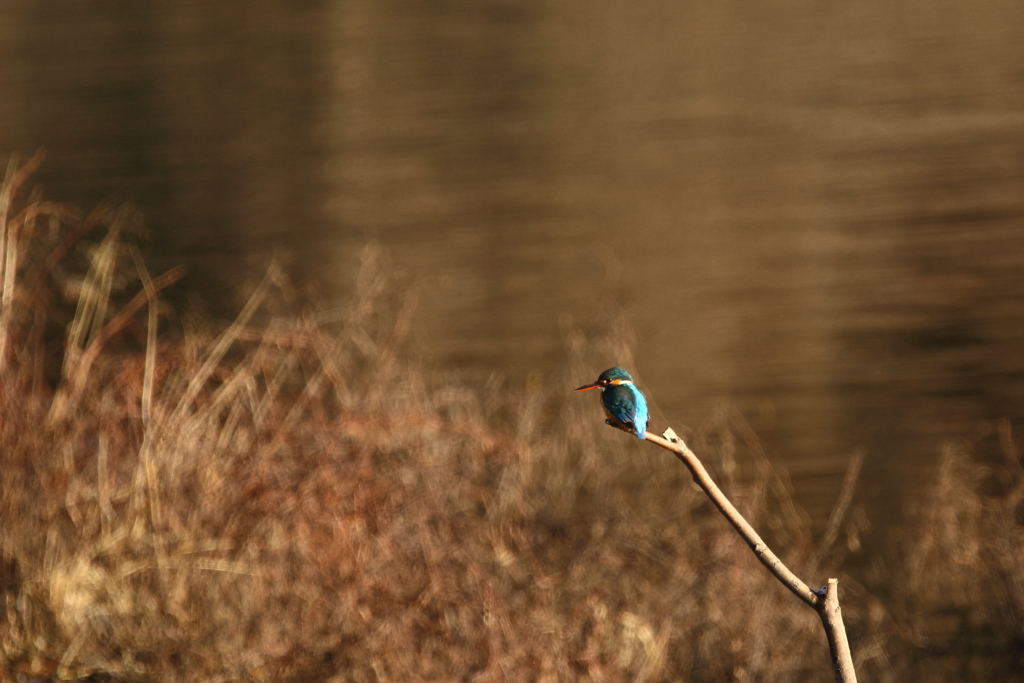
575,382,601,392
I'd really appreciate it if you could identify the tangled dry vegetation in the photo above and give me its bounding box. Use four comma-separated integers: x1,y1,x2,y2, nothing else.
1,154,1022,682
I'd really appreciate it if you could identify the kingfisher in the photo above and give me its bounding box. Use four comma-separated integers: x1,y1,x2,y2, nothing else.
575,366,649,439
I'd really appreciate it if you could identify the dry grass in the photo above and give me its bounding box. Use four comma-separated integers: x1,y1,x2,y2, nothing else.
893,424,1024,680
0,154,1021,681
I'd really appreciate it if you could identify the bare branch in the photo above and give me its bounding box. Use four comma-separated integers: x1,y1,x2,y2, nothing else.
605,421,858,682
644,428,821,607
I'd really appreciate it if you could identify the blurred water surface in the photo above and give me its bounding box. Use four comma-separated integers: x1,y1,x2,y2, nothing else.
2,1,1024,526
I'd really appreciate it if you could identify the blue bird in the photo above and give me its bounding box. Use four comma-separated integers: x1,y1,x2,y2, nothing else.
575,367,649,439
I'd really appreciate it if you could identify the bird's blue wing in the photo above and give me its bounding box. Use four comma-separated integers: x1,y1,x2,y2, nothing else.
627,384,649,439
602,388,631,427
603,384,648,439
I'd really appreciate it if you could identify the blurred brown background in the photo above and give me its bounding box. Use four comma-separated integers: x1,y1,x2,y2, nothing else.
1,1,1023,530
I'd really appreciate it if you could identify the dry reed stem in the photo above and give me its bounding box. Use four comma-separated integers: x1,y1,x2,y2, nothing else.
129,245,160,427
47,265,186,422
807,450,865,578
